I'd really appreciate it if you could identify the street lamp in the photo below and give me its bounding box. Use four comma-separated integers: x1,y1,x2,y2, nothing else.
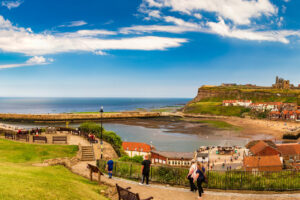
100,106,104,159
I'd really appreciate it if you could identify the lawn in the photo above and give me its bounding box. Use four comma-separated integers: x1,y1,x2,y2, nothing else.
0,139,78,163
0,139,109,200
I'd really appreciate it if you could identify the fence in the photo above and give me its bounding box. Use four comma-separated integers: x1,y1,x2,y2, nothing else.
97,160,300,191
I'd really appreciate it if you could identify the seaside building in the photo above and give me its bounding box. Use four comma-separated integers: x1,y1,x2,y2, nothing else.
150,150,194,167
243,155,282,172
122,142,152,159
222,100,252,107
277,143,300,163
248,140,280,156
195,152,209,163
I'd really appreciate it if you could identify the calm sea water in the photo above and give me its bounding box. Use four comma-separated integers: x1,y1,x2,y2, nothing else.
0,97,191,114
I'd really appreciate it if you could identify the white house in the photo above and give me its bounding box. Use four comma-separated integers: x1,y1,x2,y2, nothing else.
122,142,152,159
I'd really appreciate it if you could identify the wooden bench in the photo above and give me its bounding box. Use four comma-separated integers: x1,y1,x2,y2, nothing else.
16,134,29,142
5,133,15,140
87,164,104,184
116,184,153,200
33,136,47,143
52,136,67,144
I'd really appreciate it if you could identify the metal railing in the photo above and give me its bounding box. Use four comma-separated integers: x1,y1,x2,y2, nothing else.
97,160,300,191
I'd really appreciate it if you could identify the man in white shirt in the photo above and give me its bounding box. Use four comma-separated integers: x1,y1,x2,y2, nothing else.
187,159,197,192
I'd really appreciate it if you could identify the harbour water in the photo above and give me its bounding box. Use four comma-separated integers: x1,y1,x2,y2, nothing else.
1,121,249,152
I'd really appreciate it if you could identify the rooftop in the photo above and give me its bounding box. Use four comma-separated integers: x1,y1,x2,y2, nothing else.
122,142,152,153
277,143,300,156
151,150,194,160
244,155,282,168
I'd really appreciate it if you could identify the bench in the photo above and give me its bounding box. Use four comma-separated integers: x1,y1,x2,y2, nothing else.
116,184,153,200
87,164,104,184
5,133,15,140
16,134,29,142
88,137,98,144
52,136,67,144
33,136,47,143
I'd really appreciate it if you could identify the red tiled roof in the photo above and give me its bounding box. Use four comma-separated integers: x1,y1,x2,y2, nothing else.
244,155,282,168
277,144,300,156
122,142,151,153
250,141,269,155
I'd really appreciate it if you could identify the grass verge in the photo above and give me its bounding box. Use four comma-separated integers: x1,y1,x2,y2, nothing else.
0,138,108,200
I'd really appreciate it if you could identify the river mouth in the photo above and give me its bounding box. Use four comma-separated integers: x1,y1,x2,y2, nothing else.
0,117,272,152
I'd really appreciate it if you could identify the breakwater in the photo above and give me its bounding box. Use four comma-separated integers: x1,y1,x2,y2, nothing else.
0,112,164,122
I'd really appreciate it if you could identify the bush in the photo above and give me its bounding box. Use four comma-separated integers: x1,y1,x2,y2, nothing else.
119,155,144,163
79,122,123,156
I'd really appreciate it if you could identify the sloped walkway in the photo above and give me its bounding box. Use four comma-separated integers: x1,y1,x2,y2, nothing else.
71,161,300,200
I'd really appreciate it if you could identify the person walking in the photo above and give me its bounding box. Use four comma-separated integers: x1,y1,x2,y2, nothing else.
106,159,114,179
140,155,151,185
187,159,197,192
194,162,206,200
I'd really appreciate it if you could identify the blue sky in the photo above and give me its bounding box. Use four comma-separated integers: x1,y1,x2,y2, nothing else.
0,0,300,97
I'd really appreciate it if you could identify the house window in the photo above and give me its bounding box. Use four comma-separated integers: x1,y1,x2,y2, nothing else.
155,158,158,163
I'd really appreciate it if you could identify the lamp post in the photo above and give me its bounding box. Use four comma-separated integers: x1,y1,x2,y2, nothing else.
100,106,104,159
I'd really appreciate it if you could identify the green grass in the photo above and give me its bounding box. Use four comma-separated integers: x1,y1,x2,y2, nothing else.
0,163,108,200
197,120,242,131
184,102,250,117
0,139,78,163
0,139,108,200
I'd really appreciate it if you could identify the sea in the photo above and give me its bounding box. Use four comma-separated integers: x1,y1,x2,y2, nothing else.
0,97,250,152
0,97,191,114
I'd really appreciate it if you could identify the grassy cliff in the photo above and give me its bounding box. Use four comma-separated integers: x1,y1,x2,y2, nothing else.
184,86,300,116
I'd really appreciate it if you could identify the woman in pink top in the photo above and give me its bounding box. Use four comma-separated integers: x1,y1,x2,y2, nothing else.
187,159,197,192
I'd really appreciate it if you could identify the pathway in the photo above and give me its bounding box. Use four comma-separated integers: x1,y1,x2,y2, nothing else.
71,161,300,200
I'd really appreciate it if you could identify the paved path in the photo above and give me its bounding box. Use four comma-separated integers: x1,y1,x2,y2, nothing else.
71,161,300,200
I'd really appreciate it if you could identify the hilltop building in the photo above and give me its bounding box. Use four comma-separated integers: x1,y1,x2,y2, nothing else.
272,76,294,89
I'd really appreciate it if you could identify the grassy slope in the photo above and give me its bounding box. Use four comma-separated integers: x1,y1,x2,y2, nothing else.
199,87,300,103
184,102,250,117
0,139,108,200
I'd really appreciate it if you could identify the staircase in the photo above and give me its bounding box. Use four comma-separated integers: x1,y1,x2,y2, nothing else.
81,146,95,161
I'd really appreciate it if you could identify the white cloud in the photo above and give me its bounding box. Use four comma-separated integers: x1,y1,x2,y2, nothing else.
143,0,277,25
61,29,117,37
120,16,202,34
0,16,187,56
59,20,87,27
0,56,53,69
207,17,300,44
2,0,22,9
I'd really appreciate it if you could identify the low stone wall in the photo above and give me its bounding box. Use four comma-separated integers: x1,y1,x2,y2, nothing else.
43,157,79,169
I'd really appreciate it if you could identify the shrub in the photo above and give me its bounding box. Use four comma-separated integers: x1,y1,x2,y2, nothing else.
119,155,144,163
79,122,123,156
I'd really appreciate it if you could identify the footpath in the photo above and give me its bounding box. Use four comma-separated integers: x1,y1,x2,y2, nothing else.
71,161,300,200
